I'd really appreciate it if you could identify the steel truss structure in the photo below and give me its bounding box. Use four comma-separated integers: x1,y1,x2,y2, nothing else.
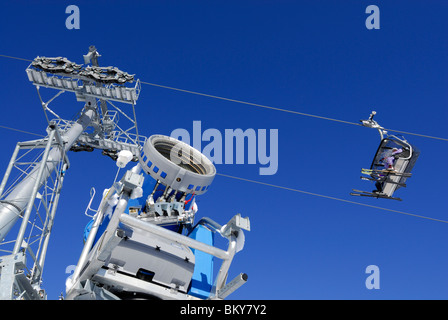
0,46,143,299
0,46,250,300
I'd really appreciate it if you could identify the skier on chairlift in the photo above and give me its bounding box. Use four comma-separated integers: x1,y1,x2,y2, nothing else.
372,147,403,194
383,147,403,171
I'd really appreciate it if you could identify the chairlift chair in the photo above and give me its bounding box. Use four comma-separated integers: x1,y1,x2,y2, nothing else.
351,112,420,201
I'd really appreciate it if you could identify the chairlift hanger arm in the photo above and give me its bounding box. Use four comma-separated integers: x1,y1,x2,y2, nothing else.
360,111,387,140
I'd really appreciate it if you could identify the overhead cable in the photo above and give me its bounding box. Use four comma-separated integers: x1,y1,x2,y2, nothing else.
217,173,448,224
1,53,447,142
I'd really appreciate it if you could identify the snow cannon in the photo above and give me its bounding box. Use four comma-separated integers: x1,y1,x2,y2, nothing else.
139,134,216,196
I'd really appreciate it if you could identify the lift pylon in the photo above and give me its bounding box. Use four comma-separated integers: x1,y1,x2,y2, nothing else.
0,47,142,299
0,47,250,300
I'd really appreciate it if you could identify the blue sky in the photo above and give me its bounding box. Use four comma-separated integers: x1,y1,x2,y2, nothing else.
0,0,447,299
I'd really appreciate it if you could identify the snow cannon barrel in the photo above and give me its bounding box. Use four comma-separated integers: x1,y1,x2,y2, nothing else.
138,135,216,196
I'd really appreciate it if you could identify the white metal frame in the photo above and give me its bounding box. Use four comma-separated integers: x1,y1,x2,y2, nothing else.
66,170,250,300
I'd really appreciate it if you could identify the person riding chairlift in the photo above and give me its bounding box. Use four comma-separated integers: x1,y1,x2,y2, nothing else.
373,147,403,194
383,147,403,171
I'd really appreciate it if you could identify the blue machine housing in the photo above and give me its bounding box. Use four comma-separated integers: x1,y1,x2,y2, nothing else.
187,224,214,299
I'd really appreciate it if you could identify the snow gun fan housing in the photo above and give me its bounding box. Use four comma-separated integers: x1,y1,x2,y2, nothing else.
139,134,216,197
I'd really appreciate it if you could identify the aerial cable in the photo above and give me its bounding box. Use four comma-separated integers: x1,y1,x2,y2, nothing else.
0,54,32,62
141,81,448,142
1,53,447,142
0,53,445,222
3,116,443,224
380,128,448,142
140,81,363,127
0,124,45,138
216,173,448,224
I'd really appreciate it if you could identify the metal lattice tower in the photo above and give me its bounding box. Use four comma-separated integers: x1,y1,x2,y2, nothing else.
0,46,250,301
0,46,142,299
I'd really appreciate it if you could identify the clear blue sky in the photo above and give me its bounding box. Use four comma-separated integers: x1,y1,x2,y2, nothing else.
0,0,447,299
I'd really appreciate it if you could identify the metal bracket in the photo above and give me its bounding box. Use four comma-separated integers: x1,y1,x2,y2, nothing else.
220,214,251,237
360,111,388,140
0,251,44,300
216,273,248,299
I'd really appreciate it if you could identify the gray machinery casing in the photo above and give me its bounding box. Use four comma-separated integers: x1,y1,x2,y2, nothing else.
102,226,195,294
